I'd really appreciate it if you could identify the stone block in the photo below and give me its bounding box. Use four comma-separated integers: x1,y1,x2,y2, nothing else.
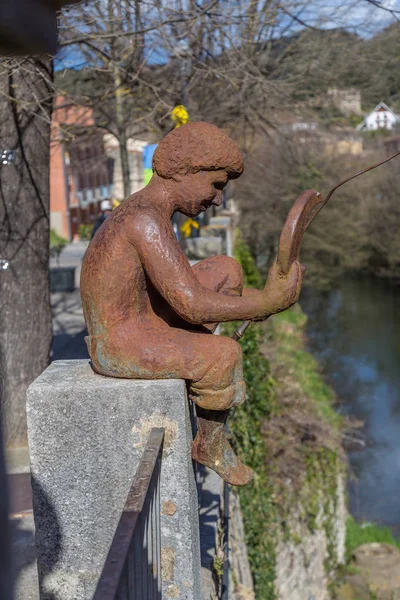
185,236,222,260
27,360,201,600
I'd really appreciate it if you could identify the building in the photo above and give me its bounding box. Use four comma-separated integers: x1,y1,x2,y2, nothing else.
50,98,114,240
357,102,399,132
326,88,362,117
50,97,147,240
103,135,148,201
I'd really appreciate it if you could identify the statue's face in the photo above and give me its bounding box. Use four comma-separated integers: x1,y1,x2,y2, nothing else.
177,170,229,217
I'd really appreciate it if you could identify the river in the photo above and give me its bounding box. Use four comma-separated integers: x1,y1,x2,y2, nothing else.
300,276,400,530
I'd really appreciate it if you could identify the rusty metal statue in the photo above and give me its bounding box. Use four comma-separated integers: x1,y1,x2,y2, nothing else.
80,122,305,486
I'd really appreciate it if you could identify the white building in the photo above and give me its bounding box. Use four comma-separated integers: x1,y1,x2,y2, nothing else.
357,102,399,132
103,134,148,200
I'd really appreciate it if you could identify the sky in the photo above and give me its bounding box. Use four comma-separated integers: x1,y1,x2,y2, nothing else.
54,0,399,71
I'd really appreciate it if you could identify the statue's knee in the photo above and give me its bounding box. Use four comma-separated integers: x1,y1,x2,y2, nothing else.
193,255,244,295
216,255,244,296
223,336,242,366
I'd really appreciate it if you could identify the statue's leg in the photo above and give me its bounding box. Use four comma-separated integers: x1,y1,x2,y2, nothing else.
192,408,253,486
91,316,253,485
90,255,253,485
189,255,253,485
188,332,253,486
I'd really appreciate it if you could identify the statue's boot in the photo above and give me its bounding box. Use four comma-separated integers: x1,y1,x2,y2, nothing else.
192,408,254,486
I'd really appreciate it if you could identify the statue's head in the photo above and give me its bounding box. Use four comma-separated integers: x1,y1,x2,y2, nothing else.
152,122,244,217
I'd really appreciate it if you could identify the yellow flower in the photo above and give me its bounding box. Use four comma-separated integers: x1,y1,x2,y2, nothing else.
180,218,200,238
171,105,189,128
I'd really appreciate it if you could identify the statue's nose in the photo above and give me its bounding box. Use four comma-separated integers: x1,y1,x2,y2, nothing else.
212,191,222,206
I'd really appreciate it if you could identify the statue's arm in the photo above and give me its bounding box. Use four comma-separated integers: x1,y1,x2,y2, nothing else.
132,214,304,323
132,214,272,324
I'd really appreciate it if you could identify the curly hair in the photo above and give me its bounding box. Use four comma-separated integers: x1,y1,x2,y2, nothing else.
153,121,244,180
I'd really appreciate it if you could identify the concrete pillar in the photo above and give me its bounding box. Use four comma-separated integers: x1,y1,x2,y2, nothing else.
27,360,202,600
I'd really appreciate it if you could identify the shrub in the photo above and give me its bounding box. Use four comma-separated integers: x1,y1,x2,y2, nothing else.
79,223,94,241
50,229,68,266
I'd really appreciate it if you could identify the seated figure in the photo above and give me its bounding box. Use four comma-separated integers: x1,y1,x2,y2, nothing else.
80,122,304,486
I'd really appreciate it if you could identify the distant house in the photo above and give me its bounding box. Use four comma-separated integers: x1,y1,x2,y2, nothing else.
357,102,399,132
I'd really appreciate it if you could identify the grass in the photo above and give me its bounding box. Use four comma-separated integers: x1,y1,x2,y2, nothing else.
345,515,400,563
269,306,342,430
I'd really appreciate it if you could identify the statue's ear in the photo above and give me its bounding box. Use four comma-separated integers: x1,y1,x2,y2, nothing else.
171,173,185,183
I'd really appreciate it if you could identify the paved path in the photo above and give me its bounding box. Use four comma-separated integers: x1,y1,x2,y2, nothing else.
50,241,88,361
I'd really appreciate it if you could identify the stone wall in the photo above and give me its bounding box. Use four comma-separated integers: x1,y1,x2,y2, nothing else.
275,474,346,600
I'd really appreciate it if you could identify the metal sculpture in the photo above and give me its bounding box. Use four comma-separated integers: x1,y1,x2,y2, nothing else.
80,122,305,486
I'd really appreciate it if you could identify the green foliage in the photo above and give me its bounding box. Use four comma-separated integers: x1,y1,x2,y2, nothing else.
345,516,400,563
50,229,68,266
79,223,94,241
234,230,263,289
213,556,224,578
348,113,364,127
273,308,342,429
225,238,278,598
229,323,279,599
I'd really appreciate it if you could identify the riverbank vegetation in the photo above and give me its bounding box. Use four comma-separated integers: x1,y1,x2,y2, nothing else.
227,236,345,598
230,236,400,598
346,516,400,562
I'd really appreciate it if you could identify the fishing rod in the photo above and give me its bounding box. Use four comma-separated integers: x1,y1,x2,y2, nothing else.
233,149,400,342
306,149,400,231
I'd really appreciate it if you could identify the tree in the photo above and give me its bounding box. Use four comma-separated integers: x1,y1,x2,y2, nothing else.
57,0,158,198
235,128,400,288
57,0,362,177
0,57,53,446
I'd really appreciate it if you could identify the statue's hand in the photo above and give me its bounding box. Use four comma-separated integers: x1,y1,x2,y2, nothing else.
261,260,306,318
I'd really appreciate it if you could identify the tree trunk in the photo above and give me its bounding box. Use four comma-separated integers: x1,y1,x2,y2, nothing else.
0,424,12,598
119,128,131,199
113,62,131,199
0,57,53,447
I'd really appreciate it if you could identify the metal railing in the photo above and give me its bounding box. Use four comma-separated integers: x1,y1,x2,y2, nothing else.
221,481,230,600
93,427,165,600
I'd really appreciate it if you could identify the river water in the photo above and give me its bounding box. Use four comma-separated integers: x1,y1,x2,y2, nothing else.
301,277,400,530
